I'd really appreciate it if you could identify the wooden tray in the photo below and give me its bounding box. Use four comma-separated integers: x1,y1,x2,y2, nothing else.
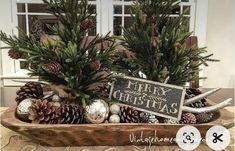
1,102,234,146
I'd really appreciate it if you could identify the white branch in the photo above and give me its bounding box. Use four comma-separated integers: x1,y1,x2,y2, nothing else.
184,88,221,105
164,76,170,84
182,98,232,113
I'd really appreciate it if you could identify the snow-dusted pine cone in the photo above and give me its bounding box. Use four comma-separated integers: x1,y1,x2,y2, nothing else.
180,113,197,124
196,112,214,124
57,104,84,124
15,82,43,103
164,118,179,124
29,99,58,124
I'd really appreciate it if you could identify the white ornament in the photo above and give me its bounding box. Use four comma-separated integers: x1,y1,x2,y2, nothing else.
16,98,36,122
109,103,120,115
52,94,61,102
109,114,120,123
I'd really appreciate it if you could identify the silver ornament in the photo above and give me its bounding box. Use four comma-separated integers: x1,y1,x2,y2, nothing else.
85,99,109,124
164,118,179,124
52,94,61,102
109,114,120,123
109,103,120,115
16,98,36,122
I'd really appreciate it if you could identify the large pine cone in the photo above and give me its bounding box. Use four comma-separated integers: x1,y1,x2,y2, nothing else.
29,99,58,124
180,113,197,124
185,88,207,108
16,82,43,103
57,104,84,124
119,106,144,123
8,48,22,59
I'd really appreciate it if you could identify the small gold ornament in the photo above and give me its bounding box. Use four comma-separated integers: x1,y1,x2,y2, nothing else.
85,99,109,124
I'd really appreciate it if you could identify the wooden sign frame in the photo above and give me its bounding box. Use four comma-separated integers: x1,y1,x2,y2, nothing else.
109,75,186,120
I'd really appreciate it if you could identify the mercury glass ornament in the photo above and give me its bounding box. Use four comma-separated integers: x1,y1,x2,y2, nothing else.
85,99,109,124
109,114,120,123
16,98,36,122
109,103,120,115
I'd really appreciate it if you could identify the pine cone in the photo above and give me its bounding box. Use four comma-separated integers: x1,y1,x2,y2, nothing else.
8,48,22,59
81,19,94,30
42,61,62,74
57,104,84,124
185,88,207,108
119,106,144,123
164,118,179,124
15,82,43,103
189,99,207,108
180,113,197,124
144,114,159,123
29,99,58,124
196,112,214,124
90,60,101,71
30,16,45,41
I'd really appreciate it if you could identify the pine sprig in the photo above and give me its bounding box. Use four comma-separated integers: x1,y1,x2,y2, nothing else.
0,0,116,103
119,0,218,85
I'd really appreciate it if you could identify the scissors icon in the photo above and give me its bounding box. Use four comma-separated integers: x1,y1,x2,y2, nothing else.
213,133,223,143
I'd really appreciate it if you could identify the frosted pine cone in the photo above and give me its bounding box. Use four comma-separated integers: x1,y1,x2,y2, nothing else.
164,118,179,124
196,112,214,124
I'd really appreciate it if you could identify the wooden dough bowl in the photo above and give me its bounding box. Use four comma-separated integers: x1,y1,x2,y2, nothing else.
1,101,234,146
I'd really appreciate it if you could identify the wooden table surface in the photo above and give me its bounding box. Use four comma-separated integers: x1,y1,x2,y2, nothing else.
0,107,234,151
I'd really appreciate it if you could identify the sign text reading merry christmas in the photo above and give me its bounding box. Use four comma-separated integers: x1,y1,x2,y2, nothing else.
109,76,186,120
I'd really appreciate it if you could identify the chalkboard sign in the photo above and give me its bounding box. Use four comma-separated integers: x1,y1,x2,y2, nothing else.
109,76,186,120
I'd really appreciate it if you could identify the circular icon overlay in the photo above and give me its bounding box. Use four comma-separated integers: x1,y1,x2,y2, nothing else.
176,125,201,150
206,125,230,150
